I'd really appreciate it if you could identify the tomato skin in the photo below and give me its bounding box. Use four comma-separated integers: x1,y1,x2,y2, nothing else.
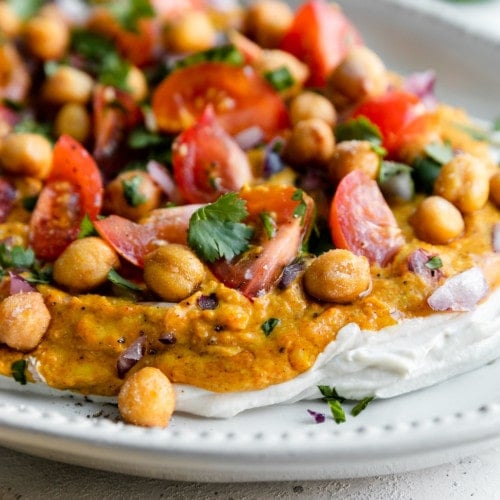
151,62,289,139
280,0,362,87
351,89,428,156
172,106,253,204
329,169,404,266
30,136,103,261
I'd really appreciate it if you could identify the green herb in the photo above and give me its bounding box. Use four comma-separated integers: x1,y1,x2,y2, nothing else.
260,211,277,239
187,193,254,263
412,157,443,194
122,175,147,207
126,125,174,166
261,317,280,336
173,44,244,71
78,214,98,239
128,126,166,149
108,269,143,291
327,399,346,424
335,117,383,147
107,0,155,32
425,255,443,270
264,67,295,92
291,189,307,223
7,0,44,20
11,359,27,385
318,385,346,403
0,244,35,270
378,161,415,202
425,142,453,165
378,161,412,185
99,53,132,90
453,122,500,147
22,195,38,212
351,396,374,416
13,118,52,139
2,98,24,112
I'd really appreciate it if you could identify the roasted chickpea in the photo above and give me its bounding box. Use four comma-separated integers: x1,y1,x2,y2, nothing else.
163,11,217,53
328,46,388,109
53,237,120,292
0,43,30,102
0,292,51,352
303,249,372,303
245,0,293,48
24,16,70,61
433,153,490,213
54,103,91,143
42,66,94,105
328,140,379,183
490,171,500,208
143,244,205,302
0,2,21,37
0,133,53,179
118,367,175,428
104,170,162,221
411,195,464,244
284,118,335,166
289,91,337,127
126,66,148,102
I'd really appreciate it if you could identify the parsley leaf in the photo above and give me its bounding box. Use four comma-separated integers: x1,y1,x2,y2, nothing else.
264,67,295,92
187,193,253,263
11,359,27,385
108,269,143,291
261,318,280,336
122,175,147,207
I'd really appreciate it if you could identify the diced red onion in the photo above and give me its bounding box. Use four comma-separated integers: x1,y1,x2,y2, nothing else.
8,272,35,295
493,223,500,253
278,259,306,290
147,160,183,204
197,293,219,310
407,249,443,284
234,126,264,150
307,409,326,424
404,70,438,109
117,335,146,378
427,267,489,312
263,137,285,177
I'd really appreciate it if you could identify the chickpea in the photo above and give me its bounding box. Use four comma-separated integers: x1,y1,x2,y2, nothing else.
143,244,205,302
53,237,120,292
0,292,51,352
289,91,336,127
245,0,293,48
42,66,94,105
23,16,70,61
0,133,53,179
54,103,91,143
328,46,388,109
104,170,162,221
163,11,217,53
411,196,464,244
433,153,490,213
284,118,335,166
126,66,148,102
490,171,500,208
303,249,372,303
0,2,21,37
328,140,380,183
0,43,30,102
255,49,309,99
118,367,175,428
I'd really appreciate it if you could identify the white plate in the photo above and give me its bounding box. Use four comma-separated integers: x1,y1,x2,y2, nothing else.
1,0,500,482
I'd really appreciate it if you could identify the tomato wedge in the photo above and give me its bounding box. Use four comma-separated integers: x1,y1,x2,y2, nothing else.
151,62,289,139
330,169,404,266
29,136,103,261
280,0,362,87
172,106,253,203
351,89,429,156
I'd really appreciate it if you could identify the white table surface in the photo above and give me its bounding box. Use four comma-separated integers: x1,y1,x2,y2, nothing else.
2,1,500,498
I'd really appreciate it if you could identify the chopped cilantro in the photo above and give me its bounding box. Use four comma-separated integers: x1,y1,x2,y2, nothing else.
260,211,277,239
108,269,143,291
264,67,295,92
22,195,38,212
7,0,44,21
351,396,374,416
327,399,346,424
173,44,244,71
425,142,453,165
378,161,415,202
412,157,443,194
11,359,27,385
318,386,374,423
128,126,166,149
335,117,383,148
187,193,254,263
318,385,346,403
13,118,52,139
122,175,147,207
78,215,98,239
107,0,155,33
261,318,280,336
425,255,443,270
0,244,35,270
291,189,307,223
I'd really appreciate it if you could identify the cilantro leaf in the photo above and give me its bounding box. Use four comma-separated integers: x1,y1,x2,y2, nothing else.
107,0,155,32
335,117,383,147
0,244,35,270
11,359,27,385
173,44,244,71
108,269,143,291
425,255,443,270
264,67,295,92
351,396,374,416
261,318,280,336
292,189,307,224
78,214,98,239
187,193,254,263
122,175,147,207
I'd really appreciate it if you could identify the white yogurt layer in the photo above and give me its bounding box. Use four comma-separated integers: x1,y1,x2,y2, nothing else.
174,287,500,417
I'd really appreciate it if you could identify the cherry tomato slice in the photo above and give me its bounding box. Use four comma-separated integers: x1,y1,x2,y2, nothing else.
151,62,289,139
172,106,253,204
351,89,428,156
280,0,362,87
329,169,404,266
30,136,103,261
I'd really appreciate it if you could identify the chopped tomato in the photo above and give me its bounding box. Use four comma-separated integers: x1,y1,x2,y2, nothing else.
211,185,315,298
172,106,253,203
151,62,289,139
29,136,103,261
351,89,429,156
329,170,404,266
280,0,362,87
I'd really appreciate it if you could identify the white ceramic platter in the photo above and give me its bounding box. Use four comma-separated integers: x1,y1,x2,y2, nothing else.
1,0,500,481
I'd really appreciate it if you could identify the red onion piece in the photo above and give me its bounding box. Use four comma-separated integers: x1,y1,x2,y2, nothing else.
234,126,264,150
146,160,183,204
404,70,437,109
197,293,219,310
117,335,146,378
8,272,35,295
278,259,306,289
307,409,326,424
493,223,500,253
427,267,489,312
407,248,443,284
263,138,285,178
